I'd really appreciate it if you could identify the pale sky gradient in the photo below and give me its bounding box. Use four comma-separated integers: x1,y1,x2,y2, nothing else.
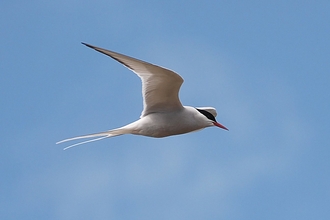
1,1,329,219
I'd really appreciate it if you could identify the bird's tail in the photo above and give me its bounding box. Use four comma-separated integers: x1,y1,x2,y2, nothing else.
56,127,130,150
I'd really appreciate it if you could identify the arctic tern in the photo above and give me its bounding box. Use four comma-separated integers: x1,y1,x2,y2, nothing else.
57,43,228,150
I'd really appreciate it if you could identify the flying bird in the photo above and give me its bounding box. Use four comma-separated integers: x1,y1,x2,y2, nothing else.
57,43,228,150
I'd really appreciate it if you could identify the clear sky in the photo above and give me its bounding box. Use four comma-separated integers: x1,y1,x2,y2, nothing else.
1,1,329,219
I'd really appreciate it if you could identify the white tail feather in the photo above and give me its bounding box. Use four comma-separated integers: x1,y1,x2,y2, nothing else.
62,135,110,150
56,128,128,150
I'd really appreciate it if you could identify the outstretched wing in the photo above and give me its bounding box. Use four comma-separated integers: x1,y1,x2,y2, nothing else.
82,43,184,117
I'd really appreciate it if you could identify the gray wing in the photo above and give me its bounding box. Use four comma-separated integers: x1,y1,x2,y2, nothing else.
82,43,184,117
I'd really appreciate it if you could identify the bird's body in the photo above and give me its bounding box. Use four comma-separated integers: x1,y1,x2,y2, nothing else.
57,43,228,149
126,106,213,137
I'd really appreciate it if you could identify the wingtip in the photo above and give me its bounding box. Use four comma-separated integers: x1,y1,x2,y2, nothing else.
81,42,94,49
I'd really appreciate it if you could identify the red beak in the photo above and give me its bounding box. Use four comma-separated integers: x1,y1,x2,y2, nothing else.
213,122,229,131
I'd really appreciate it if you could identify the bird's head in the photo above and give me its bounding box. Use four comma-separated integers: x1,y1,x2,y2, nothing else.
196,107,228,130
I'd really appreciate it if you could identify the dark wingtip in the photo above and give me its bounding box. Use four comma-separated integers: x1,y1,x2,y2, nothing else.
81,42,94,49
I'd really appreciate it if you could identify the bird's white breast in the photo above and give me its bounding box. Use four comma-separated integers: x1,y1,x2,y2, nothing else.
128,106,212,138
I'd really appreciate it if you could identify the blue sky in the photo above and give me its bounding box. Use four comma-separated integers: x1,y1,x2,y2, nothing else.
1,1,329,219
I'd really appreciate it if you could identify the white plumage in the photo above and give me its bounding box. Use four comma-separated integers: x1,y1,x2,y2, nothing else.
57,43,228,150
